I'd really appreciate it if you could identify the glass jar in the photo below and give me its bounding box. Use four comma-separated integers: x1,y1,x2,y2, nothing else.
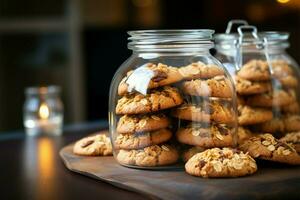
215,24,300,140
109,30,238,169
23,86,64,136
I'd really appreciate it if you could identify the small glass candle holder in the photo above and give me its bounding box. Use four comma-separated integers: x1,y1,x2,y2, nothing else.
23,86,64,136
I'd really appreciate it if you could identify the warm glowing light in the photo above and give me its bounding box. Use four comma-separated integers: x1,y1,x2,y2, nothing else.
277,0,290,4
39,103,50,119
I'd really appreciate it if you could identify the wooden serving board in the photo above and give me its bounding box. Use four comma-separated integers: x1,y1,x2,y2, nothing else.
60,144,300,200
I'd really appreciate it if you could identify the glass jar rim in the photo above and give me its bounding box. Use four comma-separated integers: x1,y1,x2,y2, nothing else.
25,85,61,95
128,29,215,51
215,31,289,46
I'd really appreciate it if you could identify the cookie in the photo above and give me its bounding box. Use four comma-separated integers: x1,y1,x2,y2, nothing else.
116,144,179,167
73,132,112,156
182,146,206,162
237,60,270,81
116,86,183,115
239,134,300,165
181,75,233,98
118,63,183,96
185,148,257,178
271,60,294,77
178,62,224,80
237,127,254,145
235,76,271,95
277,75,298,88
116,113,170,134
254,118,285,133
246,89,296,107
280,132,300,153
114,129,172,150
282,101,300,114
172,101,235,124
238,105,273,125
284,115,300,132
176,123,234,148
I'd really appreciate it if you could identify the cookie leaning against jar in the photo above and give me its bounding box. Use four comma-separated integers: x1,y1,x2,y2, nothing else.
239,133,300,165
73,130,112,156
185,148,257,178
116,86,183,115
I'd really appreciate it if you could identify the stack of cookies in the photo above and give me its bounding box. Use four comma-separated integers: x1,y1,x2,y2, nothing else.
114,63,184,167
236,59,300,137
171,62,237,161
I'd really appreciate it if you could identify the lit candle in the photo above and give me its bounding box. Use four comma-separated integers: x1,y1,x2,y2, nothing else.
24,86,63,136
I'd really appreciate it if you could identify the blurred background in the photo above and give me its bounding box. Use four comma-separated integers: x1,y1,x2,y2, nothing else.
0,0,299,132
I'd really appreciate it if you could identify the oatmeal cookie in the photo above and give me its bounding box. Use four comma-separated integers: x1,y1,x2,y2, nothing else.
116,144,179,167
239,134,300,165
185,148,257,178
178,62,224,80
182,146,206,162
73,131,112,156
176,123,234,148
116,113,170,134
114,128,172,150
118,63,183,96
181,75,233,98
172,101,235,124
238,105,273,125
116,86,183,115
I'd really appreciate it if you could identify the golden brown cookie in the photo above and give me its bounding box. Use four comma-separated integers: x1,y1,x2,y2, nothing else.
246,89,296,107
237,126,254,145
277,75,298,88
282,101,300,114
237,60,270,81
172,101,235,124
116,113,170,134
116,86,183,115
271,59,294,77
182,146,206,162
238,105,273,125
284,115,300,132
235,76,271,95
116,144,179,167
73,132,112,156
239,134,300,165
114,129,172,150
254,118,285,133
181,75,233,98
280,132,300,153
185,148,257,178
176,123,234,148
178,62,224,80
118,63,183,96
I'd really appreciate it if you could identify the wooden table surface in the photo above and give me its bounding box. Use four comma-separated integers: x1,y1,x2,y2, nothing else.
0,121,146,200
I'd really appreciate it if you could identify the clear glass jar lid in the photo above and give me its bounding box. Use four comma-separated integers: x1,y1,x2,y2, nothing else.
128,29,215,52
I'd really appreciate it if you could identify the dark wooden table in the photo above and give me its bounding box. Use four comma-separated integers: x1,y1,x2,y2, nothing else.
0,120,146,200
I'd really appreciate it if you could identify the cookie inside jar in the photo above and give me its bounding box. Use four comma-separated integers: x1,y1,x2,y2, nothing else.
109,30,238,169
215,23,300,146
